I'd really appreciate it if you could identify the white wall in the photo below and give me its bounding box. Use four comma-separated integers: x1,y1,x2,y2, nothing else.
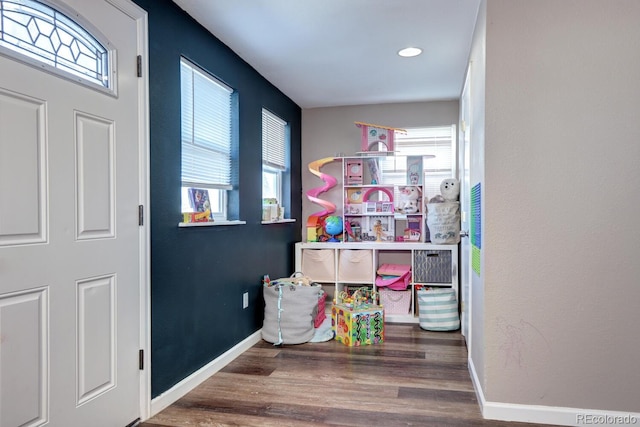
479,0,640,416
301,101,459,238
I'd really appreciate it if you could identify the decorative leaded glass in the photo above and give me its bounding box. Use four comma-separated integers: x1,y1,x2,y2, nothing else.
0,0,109,88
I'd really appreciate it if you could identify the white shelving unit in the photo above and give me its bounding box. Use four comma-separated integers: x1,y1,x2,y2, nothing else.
295,241,458,324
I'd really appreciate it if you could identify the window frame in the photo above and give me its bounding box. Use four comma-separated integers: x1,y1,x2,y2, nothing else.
261,108,289,220
262,166,282,207
180,57,236,223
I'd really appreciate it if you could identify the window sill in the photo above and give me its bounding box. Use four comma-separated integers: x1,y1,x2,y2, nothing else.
179,220,247,227
261,219,296,225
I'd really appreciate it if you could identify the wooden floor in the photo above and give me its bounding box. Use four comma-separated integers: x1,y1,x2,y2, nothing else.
140,323,555,427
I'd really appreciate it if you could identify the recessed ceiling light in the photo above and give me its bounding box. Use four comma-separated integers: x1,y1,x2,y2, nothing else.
398,47,422,58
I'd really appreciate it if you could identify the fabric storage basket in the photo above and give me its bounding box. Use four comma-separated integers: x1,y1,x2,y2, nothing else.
413,250,452,284
426,202,460,244
379,288,411,315
338,249,373,282
417,288,460,331
262,281,323,345
301,249,335,282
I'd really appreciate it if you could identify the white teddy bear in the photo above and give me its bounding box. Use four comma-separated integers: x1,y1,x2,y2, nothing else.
427,178,460,204
440,178,460,202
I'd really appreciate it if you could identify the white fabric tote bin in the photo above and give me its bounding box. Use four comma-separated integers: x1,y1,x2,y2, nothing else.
301,249,335,282
338,249,373,282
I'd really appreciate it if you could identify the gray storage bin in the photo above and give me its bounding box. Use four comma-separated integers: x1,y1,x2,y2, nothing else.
413,250,452,283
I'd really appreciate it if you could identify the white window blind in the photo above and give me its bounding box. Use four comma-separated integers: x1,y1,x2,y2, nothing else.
262,109,287,171
181,58,233,190
380,125,456,199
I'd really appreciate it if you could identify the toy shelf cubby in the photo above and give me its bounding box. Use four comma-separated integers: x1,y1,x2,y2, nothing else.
295,241,458,324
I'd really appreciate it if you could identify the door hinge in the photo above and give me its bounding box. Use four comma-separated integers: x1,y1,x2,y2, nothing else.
138,205,144,226
137,55,142,78
139,349,144,370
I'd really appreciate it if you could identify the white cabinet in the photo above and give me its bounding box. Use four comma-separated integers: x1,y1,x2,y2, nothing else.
295,241,458,323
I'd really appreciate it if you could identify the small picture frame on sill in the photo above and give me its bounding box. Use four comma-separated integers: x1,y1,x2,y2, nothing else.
187,188,213,221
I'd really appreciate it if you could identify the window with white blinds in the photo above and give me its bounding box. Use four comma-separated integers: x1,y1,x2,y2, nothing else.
262,109,287,171
262,109,288,208
181,58,233,190
379,125,456,200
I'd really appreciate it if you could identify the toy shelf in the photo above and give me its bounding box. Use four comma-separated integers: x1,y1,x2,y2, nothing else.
295,241,458,324
302,123,458,324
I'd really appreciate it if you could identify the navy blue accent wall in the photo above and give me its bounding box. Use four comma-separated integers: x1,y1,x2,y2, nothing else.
133,0,302,398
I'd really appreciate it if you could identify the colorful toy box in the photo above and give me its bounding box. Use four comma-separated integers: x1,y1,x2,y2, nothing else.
332,303,384,346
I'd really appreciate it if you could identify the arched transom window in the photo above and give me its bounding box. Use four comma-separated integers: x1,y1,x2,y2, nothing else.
0,0,111,89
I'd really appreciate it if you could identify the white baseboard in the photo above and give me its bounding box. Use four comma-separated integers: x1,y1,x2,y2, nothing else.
149,330,263,417
468,356,486,409
468,357,640,427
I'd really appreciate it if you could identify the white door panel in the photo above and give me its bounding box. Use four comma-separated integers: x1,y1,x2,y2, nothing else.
0,288,48,427
0,1,144,425
75,112,115,240
0,89,47,246
460,65,471,341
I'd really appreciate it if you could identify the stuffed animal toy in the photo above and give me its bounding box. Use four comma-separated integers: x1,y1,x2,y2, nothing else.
440,178,460,202
427,178,462,244
397,186,421,214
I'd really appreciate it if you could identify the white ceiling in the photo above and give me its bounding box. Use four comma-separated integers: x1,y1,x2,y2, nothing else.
171,0,481,109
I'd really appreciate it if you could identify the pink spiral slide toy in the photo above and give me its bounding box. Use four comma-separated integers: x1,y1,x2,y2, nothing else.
306,157,339,241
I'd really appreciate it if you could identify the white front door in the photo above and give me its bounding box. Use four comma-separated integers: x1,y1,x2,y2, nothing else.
0,1,146,426
459,65,472,341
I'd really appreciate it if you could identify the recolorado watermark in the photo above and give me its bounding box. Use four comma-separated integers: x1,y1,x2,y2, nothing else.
577,414,637,425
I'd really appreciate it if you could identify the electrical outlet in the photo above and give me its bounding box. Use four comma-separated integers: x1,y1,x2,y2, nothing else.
242,292,249,309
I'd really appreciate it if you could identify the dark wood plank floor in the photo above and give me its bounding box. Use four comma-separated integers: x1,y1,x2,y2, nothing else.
140,323,556,427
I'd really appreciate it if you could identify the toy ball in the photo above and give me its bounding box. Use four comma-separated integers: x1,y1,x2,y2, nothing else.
323,215,343,242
